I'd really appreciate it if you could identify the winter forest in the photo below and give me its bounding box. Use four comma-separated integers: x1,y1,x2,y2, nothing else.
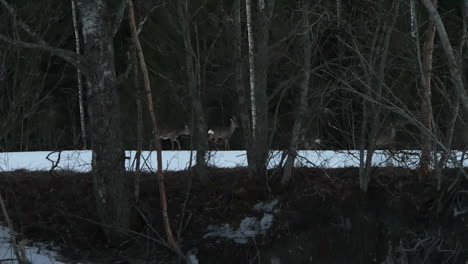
1,0,468,263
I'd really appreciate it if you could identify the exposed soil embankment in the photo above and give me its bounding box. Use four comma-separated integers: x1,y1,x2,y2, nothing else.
0,167,467,263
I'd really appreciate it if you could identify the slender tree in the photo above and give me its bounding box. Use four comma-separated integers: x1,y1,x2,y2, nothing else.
177,0,209,183
281,0,313,184
358,0,400,192
127,0,181,253
245,0,256,136
251,0,275,175
70,0,87,149
419,0,468,130
418,0,437,178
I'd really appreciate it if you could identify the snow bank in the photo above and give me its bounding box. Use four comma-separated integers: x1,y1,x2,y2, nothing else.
0,150,466,172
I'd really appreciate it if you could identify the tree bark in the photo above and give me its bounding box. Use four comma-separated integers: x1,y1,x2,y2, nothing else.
127,0,180,253
77,0,130,242
245,0,257,137
233,0,256,175
132,47,142,202
251,0,274,175
71,0,87,150
419,0,468,145
281,0,312,185
419,0,437,178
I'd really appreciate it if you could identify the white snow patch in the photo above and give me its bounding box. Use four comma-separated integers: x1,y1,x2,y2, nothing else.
204,199,279,244
0,225,68,264
204,217,261,244
260,214,274,232
186,248,199,264
254,199,278,213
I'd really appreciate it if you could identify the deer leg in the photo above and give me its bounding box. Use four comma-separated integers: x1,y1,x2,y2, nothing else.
175,138,181,150
170,139,175,150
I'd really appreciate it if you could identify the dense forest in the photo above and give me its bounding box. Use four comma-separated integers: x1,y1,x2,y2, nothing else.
1,0,468,263
1,0,466,152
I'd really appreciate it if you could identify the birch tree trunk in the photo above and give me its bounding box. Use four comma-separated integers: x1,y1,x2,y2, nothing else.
127,0,181,253
71,0,87,149
245,0,256,137
281,0,312,185
233,0,256,175
77,0,130,241
419,0,437,178
336,0,342,27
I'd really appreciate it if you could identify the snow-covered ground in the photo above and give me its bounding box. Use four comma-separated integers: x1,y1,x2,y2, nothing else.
0,225,66,264
0,150,466,172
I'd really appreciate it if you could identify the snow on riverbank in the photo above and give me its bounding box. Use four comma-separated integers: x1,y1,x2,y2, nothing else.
0,150,466,172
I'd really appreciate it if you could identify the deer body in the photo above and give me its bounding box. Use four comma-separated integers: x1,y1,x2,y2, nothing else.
160,125,190,150
376,123,398,148
208,118,238,150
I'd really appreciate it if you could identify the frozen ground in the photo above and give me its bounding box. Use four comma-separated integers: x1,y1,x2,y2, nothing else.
0,225,66,264
0,150,466,172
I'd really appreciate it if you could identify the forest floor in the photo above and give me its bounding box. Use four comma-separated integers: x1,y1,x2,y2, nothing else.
0,167,467,264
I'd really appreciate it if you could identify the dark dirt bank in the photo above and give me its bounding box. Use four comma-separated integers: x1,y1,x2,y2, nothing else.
0,167,467,264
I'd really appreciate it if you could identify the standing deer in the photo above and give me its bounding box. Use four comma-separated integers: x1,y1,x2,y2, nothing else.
159,125,190,150
208,117,238,150
375,121,404,148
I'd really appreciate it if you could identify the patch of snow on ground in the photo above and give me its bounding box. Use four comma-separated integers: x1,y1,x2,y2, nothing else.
260,214,274,232
186,248,199,264
204,217,260,244
204,199,279,244
0,225,66,264
254,199,278,212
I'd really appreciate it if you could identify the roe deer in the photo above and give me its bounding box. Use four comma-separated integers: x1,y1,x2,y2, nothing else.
208,117,238,150
160,125,190,150
375,121,403,148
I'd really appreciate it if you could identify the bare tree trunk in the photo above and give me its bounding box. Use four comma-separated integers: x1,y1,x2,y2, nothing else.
127,0,181,253
245,0,256,137
419,0,437,178
360,1,399,192
233,0,255,175
178,0,209,184
336,0,342,27
252,0,275,175
436,0,468,187
71,0,87,149
359,103,369,191
132,47,142,202
410,0,417,38
281,0,312,185
419,0,468,142
77,0,130,242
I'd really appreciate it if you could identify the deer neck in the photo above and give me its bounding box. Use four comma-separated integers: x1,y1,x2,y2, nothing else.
230,122,237,135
